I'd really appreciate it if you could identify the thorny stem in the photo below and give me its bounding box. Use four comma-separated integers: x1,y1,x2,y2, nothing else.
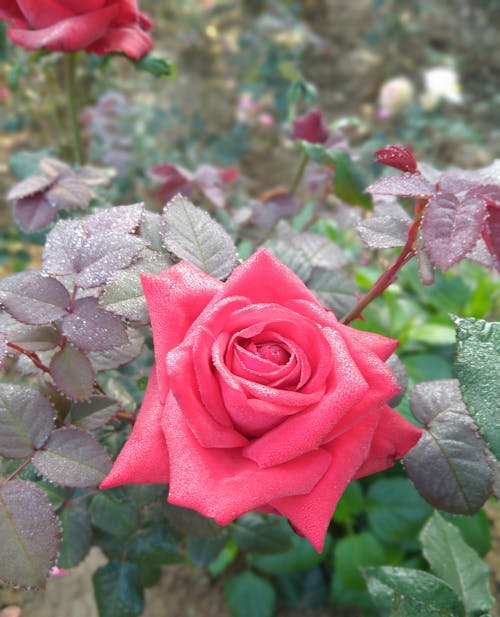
6,342,51,373
340,201,426,325
64,52,84,165
1,457,33,486
289,151,309,196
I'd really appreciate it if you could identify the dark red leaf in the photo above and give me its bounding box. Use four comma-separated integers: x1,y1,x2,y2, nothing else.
50,345,94,401
374,145,418,173
482,205,500,270
421,192,487,271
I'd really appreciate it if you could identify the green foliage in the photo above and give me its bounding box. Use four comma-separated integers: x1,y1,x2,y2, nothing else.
93,561,144,617
224,571,277,617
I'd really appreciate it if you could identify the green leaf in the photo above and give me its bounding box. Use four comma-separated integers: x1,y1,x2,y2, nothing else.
162,196,238,279
367,478,432,547
32,427,112,488
275,568,327,609
249,532,332,574
133,53,176,78
8,149,52,179
188,535,227,567
0,480,60,589
126,525,182,565
364,566,464,617
332,532,387,592
231,513,293,554
93,561,144,617
164,501,224,537
420,512,494,616
0,384,54,458
58,503,92,569
298,143,371,208
454,316,500,459
224,571,276,617
90,491,138,537
332,481,365,525
446,510,491,557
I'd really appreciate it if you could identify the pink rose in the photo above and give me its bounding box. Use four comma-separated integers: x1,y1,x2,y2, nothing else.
0,0,153,59
101,249,421,550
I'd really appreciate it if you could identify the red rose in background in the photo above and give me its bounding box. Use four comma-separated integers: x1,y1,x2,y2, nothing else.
291,107,329,144
101,249,421,550
0,0,153,59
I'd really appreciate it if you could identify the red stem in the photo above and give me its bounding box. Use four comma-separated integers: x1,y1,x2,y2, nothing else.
340,203,425,325
6,342,51,373
1,457,33,486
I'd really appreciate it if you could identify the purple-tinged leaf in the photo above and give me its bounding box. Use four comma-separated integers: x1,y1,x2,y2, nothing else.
386,354,408,407
43,219,144,288
0,480,60,589
405,379,492,515
100,252,172,324
14,194,58,232
417,248,435,286
74,165,111,187
252,191,300,228
358,215,410,249
410,379,465,425
366,173,435,198
483,205,500,270
421,192,487,271
69,396,119,430
62,297,128,352
0,384,54,458
0,331,7,369
6,174,54,201
264,239,312,282
50,345,94,401
7,325,60,351
33,426,112,487
0,271,70,325
45,175,92,211
84,204,144,235
88,328,144,372
291,230,348,269
308,266,358,318
466,238,493,269
39,158,71,177
162,195,237,279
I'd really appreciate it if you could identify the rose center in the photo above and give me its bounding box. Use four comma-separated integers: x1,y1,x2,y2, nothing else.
253,342,290,365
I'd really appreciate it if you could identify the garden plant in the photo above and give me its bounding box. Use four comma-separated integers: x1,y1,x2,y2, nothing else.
0,2,499,617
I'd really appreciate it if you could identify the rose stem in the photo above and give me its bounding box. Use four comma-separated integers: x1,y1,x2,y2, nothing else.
64,52,85,165
6,342,51,373
289,150,309,196
340,203,425,326
0,457,33,486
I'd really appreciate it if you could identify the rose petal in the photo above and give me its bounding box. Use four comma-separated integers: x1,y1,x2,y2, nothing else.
337,324,398,361
100,368,170,489
163,392,332,523
167,343,249,449
8,5,119,52
352,405,422,479
220,248,322,307
141,263,222,403
243,328,369,467
16,0,74,28
87,24,153,59
270,412,380,551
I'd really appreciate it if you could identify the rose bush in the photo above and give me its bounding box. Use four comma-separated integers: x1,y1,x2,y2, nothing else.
0,0,153,59
101,249,421,550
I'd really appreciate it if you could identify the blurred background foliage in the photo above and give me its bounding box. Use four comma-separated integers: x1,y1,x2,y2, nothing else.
0,1,499,617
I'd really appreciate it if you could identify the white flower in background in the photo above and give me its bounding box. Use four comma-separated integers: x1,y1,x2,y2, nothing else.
421,66,463,109
377,76,415,119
